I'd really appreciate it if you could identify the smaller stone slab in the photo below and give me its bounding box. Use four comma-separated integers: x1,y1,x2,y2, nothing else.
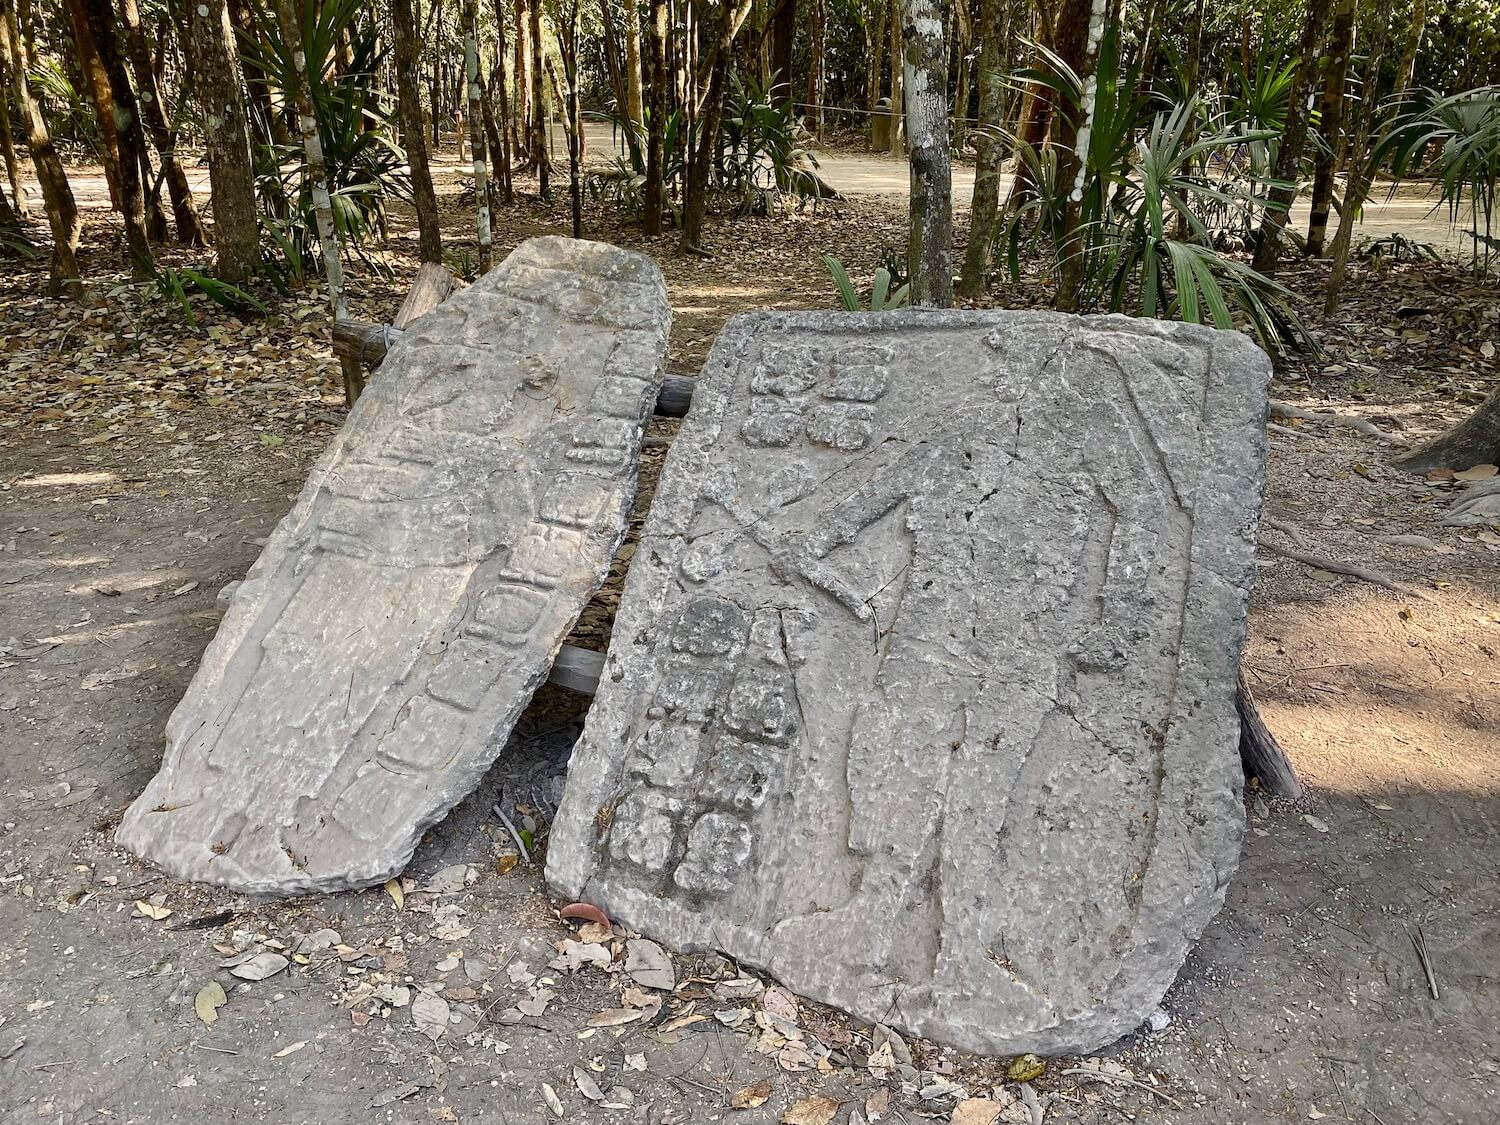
117,237,670,895
547,309,1269,1056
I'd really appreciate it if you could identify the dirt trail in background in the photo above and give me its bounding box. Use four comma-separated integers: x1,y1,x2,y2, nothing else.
26,121,1487,260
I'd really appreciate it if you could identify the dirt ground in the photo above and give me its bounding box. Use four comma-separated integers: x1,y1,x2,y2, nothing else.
1,160,1498,1125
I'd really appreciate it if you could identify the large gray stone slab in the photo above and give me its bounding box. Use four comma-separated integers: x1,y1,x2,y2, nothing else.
547,310,1268,1055
117,237,669,895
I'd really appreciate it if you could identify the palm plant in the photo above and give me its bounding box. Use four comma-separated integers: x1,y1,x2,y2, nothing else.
238,0,410,261
1002,28,1311,358
822,255,910,311
1374,85,1500,273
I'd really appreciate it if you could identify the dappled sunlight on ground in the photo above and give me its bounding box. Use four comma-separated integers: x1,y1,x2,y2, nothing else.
1247,582,1499,798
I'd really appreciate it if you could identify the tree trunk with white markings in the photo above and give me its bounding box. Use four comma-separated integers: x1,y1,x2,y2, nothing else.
274,0,352,403
463,0,492,272
899,0,951,306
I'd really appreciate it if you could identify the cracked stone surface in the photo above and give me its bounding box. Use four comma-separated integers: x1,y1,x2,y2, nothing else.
117,237,670,896
547,309,1269,1056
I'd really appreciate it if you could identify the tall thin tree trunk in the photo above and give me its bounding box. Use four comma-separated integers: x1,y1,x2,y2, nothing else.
1052,0,1109,311
77,0,154,276
189,0,259,281
951,0,970,152
64,0,123,210
514,0,532,166
392,0,443,262
120,0,208,245
1394,0,1424,90
958,0,1006,296
888,0,904,154
490,0,516,203
768,0,795,90
1306,0,1357,256
553,0,582,238
642,0,667,234
805,0,825,134
899,0,952,306
1324,0,1393,314
1251,0,1336,274
624,0,645,131
463,0,492,270
0,38,27,216
679,0,754,252
528,0,549,196
274,0,349,386
0,0,80,295
864,0,887,149
481,63,508,210
431,0,445,145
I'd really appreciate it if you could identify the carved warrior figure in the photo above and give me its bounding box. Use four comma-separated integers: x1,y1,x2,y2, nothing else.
548,310,1270,1056
117,238,670,895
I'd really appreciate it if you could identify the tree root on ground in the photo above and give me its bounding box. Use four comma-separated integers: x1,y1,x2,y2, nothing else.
1268,400,1408,445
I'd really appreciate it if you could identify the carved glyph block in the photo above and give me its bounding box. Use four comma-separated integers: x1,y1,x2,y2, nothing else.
547,310,1269,1055
117,237,670,895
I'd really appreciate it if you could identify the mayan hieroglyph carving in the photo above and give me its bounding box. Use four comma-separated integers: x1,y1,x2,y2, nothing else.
117,237,670,895
547,310,1270,1055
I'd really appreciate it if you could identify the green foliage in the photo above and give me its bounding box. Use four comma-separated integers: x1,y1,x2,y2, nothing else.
0,225,42,260
1003,27,1311,358
154,266,268,325
238,0,409,267
590,76,824,222
1374,85,1500,273
821,254,910,311
716,75,826,215
1360,232,1441,261
26,59,96,157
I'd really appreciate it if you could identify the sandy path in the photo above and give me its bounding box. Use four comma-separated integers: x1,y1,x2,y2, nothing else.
23,120,1484,259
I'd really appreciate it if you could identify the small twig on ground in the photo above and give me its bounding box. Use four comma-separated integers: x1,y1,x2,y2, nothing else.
491,802,531,864
1410,927,1440,1000
1260,538,1431,600
1268,400,1408,446
1060,1068,1183,1108
1263,516,1311,549
197,1044,239,1055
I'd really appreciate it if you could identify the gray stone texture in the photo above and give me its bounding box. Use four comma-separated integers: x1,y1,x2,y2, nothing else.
547,310,1269,1055
118,237,670,895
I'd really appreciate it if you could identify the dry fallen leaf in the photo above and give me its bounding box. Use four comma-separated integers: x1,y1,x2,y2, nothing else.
1006,1053,1046,1082
542,1083,564,1118
384,878,405,911
1454,463,1499,481
194,982,227,1025
495,853,519,875
134,898,172,921
412,992,451,1042
866,1087,891,1120
624,938,675,991
731,1078,772,1109
271,1040,307,1059
229,952,289,981
951,1098,1004,1125
781,1095,840,1125
559,901,611,928
573,1065,605,1102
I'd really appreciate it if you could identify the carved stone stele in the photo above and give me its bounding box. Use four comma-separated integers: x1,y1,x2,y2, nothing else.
547,310,1269,1055
118,237,670,895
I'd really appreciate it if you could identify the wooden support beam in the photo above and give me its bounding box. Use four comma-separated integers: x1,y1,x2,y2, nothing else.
551,643,605,694
1236,668,1303,799
331,319,698,418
